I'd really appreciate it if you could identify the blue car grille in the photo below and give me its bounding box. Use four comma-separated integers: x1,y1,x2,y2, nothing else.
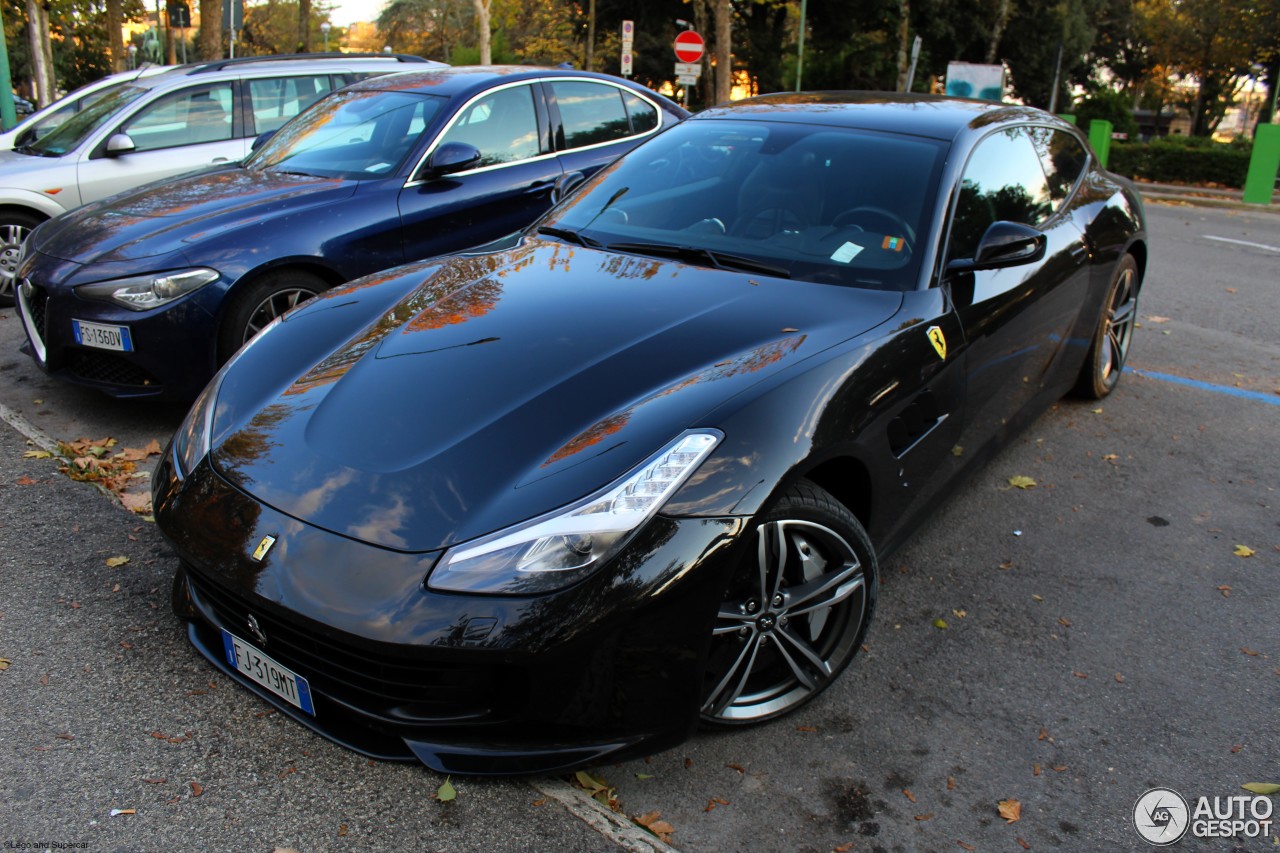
66,350,159,388
184,565,515,727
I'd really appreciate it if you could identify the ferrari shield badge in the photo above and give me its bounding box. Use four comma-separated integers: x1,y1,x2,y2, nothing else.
252,535,277,562
926,326,947,361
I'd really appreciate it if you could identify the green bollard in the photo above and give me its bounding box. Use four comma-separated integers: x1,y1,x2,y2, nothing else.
1242,124,1280,205
1058,114,1077,125
1088,119,1112,169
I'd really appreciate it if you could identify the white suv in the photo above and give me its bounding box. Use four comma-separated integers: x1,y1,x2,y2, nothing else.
0,53,441,304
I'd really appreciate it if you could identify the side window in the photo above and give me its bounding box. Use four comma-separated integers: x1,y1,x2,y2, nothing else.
122,83,234,152
948,127,1053,261
622,91,658,134
550,81,631,149
1026,126,1088,209
248,75,334,135
438,85,540,168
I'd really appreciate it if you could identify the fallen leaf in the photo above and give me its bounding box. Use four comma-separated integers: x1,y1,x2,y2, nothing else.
635,773,654,780
109,808,137,817
1102,453,1118,462
150,731,168,739
1241,648,1260,657
998,799,1022,823
947,776,956,791
1147,315,1170,323
704,796,730,812
15,475,37,486
120,492,153,514
933,618,948,629
436,777,456,802
958,843,976,851
1017,838,1031,850
1032,594,1044,602
532,798,546,806
1217,585,1232,598
1033,763,1042,776
1231,744,1243,754
54,732,74,740
726,763,745,774
1226,287,1237,293
190,781,203,797
999,560,1015,570
22,450,52,459
338,824,348,837
39,673,49,685
684,757,693,769
903,788,917,803
1058,617,1072,628
142,778,167,784
1051,765,1067,772
1008,475,1037,489
105,556,130,568
1073,671,1088,679
952,609,967,618
952,445,965,457
915,813,934,821
796,725,818,732
1234,544,1255,558
635,811,674,843
834,843,854,853
119,641,133,650
1038,727,1048,741
1241,783,1280,795
1114,673,1125,683
1092,408,1103,414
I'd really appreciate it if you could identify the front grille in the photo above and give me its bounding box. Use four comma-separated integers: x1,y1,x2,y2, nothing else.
66,350,159,388
24,282,47,346
186,566,515,727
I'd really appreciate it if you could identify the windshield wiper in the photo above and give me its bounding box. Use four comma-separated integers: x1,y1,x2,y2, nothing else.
605,241,791,279
13,144,54,157
535,225,604,248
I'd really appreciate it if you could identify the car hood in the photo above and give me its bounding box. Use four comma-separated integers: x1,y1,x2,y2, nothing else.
0,147,75,183
32,166,359,264
211,239,903,552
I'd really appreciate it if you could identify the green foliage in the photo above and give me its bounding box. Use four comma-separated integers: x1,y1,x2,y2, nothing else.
1073,89,1138,137
1108,138,1253,187
239,0,336,56
4,0,147,97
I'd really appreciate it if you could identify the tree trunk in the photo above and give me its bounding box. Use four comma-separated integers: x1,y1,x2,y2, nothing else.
26,0,53,105
584,0,595,71
108,0,125,71
298,0,311,52
473,0,490,64
165,3,176,64
199,0,222,60
896,0,910,90
986,0,1010,64
713,0,731,105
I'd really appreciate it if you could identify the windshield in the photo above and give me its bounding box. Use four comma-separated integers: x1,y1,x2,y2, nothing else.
26,85,147,156
543,119,948,290
245,90,446,180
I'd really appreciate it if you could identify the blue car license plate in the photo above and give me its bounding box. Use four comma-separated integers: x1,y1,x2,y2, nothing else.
72,319,134,352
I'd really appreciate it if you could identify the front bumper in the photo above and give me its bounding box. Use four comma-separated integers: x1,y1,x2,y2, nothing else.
155,450,750,775
16,261,223,400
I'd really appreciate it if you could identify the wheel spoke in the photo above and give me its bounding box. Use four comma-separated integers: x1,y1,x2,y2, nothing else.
712,606,754,635
702,639,761,716
775,626,832,684
784,562,860,613
1110,298,1135,328
787,573,864,619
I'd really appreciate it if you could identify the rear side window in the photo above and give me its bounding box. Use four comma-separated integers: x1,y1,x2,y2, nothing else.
623,91,658,134
122,83,235,152
550,81,631,150
1026,126,1088,208
948,127,1053,261
248,75,335,134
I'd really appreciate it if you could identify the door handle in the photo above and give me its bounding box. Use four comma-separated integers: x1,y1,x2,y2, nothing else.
211,157,230,163
524,180,555,196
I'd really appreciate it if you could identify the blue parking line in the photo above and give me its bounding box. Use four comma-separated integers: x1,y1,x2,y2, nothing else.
1126,366,1280,407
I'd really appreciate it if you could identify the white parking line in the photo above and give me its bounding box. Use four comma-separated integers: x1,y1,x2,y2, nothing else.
1203,234,1280,253
0,400,60,453
530,777,681,853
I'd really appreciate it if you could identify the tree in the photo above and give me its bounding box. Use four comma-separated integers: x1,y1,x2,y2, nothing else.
240,0,334,56
107,0,124,71
473,0,490,63
198,0,222,60
713,0,731,104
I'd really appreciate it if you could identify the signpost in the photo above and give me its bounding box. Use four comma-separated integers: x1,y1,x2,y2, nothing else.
620,19,633,78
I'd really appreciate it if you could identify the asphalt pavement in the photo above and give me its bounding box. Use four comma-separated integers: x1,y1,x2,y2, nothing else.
0,200,1277,852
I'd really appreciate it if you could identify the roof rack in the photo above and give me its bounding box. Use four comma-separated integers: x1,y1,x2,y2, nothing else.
186,53,431,75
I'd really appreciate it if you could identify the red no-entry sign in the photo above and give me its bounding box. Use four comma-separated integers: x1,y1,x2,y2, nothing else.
674,30,705,64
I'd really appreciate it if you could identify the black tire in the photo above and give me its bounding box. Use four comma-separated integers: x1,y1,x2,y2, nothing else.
217,269,325,363
700,479,877,726
0,210,43,308
1073,254,1139,399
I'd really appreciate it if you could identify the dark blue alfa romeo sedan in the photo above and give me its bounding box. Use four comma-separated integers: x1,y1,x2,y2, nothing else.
15,66,685,399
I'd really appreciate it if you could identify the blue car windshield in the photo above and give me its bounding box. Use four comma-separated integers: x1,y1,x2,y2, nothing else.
25,85,147,156
543,119,948,290
246,90,446,180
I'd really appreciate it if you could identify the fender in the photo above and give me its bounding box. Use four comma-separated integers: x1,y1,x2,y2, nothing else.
0,188,69,221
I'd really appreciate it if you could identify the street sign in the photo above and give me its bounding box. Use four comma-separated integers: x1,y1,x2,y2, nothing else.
221,0,244,30
677,74,699,86
675,62,702,77
167,0,191,28
673,30,705,64
621,19,634,47
621,51,633,77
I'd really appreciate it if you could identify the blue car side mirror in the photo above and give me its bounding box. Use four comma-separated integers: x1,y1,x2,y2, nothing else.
425,142,482,179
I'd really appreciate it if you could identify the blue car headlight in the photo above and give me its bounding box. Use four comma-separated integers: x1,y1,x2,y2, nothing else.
429,431,721,595
77,268,219,311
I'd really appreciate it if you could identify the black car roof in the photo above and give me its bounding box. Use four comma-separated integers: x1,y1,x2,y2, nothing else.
693,91,1070,142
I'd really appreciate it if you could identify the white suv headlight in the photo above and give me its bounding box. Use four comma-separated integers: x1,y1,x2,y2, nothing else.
77,268,219,311
429,431,721,595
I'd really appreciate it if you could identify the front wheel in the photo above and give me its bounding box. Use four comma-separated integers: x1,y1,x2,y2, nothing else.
0,211,42,308
217,269,325,363
701,480,876,725
1073,253,1139,399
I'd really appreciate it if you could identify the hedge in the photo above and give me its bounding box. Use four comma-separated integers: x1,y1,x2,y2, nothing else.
1107,139,1252,188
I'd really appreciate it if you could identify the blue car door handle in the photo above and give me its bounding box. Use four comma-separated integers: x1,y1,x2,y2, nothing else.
525,179,556,196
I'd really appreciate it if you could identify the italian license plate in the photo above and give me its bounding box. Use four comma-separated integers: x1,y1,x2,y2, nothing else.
221,629,315,716
72,319,134,352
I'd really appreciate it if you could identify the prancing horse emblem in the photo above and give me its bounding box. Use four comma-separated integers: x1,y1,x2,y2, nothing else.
252,535,276,561
246,614,268,647
926,325,947,361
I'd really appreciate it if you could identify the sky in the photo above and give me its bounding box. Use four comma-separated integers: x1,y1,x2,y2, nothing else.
328,0,387,28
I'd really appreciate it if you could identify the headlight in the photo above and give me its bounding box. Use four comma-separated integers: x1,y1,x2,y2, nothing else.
171,313,285,477
429,431,721,595
77,268,219,311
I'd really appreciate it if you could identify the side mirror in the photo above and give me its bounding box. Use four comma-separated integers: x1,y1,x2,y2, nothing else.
424,142,482,179
105,133,136,157
947,221,1046,274
551,171,586,204
251,130,276,152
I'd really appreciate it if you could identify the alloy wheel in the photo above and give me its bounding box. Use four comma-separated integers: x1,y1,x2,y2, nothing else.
240,287,317,345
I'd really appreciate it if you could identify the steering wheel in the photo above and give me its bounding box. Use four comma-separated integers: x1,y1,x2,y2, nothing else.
832,206,916,246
